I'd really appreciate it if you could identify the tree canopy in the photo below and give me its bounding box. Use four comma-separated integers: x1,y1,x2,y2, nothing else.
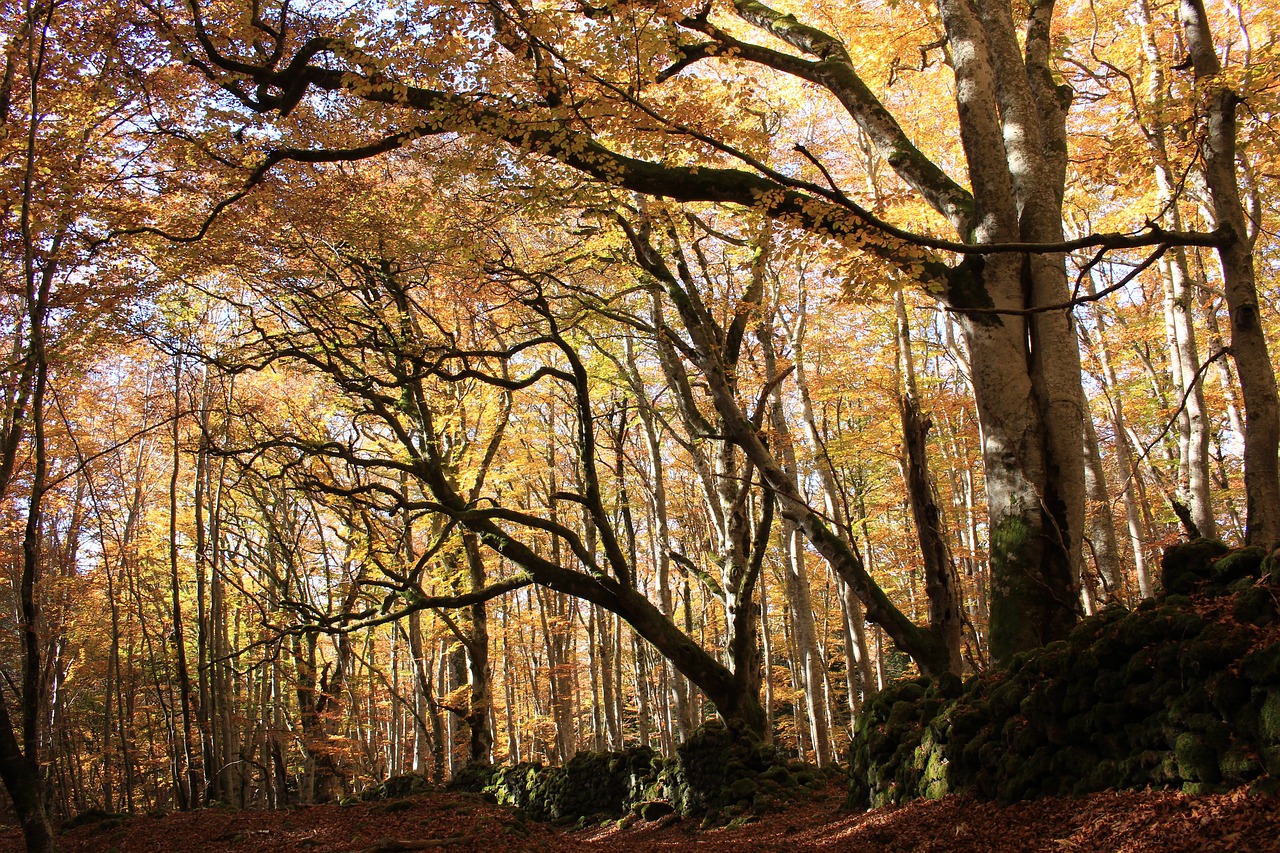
2,0,1280,847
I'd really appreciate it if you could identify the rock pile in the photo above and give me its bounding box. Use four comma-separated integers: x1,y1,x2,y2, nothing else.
847,540,1280,808
449,720,832,826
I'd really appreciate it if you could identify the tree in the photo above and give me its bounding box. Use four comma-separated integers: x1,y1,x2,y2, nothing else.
181,175,777,734
1177,0,1280,546
154,0,1272,665
0,0,161,845
609,208,956,677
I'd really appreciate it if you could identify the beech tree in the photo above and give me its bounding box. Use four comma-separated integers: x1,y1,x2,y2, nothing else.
6,1,1277,834
150,0,1280,667
188,179,779,734
0,0,163,846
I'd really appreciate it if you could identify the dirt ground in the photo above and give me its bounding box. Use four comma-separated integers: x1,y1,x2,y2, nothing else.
5,782,1280,852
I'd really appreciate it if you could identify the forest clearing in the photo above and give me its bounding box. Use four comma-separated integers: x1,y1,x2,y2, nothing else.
6,0,1280,848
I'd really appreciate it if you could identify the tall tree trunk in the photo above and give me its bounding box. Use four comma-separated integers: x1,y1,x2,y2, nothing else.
894,291,965,672
1136,0,1216,538
1081,314,1154,598
461,533,494,764
0,699,55,853
1082,404,1124,604
208,441,239,807
787,323,876,707
407,610,439,778
758,308,831,762
192,368,217,804
623,219,950,678
931,0,1084,662
167,356,199,809
626,336,692,740
1180,0,1280,545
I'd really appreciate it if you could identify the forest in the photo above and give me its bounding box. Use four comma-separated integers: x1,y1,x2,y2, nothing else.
2,0,1280,848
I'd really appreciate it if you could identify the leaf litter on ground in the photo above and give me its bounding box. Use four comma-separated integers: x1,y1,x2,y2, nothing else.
5,781,1280,852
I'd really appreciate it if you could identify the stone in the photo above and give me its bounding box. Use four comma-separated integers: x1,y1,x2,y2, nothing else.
846,569,1280,809
638,800,675,821
1233,587,1276,626
1161,539,1229,594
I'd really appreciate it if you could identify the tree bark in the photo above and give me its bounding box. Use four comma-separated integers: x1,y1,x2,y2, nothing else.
1082,403,1124,604
894,291,965,672
0,696,55,853
1180,0,1280,545
167,356,199,808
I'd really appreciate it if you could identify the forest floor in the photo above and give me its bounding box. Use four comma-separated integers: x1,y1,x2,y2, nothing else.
5,781,1280,852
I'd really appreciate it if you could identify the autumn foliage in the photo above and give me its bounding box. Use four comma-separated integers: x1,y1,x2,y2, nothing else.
1,0,1280,848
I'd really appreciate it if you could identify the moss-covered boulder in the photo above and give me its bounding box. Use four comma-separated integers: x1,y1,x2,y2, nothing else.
659,719,790,815
59,809,132,834
360,772,436,801
1162,539,1230,594
546,749,658,820
447,723,820,825
848,542,1280,809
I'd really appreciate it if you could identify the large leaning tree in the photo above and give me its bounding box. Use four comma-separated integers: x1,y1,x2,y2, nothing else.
191,177,782,735
148,0,1279,664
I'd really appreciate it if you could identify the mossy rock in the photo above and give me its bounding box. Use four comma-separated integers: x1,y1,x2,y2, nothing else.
373,799,416,815
1241,644,1280,685
1218,743,1263,784
848,562,1280,809
447,762,501,794
445,748,665,823
1260,746,1280,776
1250,777,1280,796
548,748,657,820
1206,672,1251,720
1234,587,1277,626
1191,623,1253,671
898,680,929,703
378,772,436,800
1182,781,1230,795
727,777,758,803
659,720,801,817
1260,691,1280,743
1175,732,1224,785
1262,549,1280,586
637,800,675,821
1162,539,1230,594
1212,547,1267,584
60,809,131,834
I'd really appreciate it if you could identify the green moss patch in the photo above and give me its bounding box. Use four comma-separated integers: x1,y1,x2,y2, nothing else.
448,721,824,825
849,542,1280,808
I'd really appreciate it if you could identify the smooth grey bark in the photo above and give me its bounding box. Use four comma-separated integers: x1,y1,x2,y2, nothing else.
1201,289,1246,447
460,532,494,764
933,0,1083,662
744,236,834,761
1081,400,1124,604
640,234,770,735
1180,0,1280,545
1080,307,1154,598
621,333,718,739
893,291,965,673
759,319,832,765
1135,0,1216,538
